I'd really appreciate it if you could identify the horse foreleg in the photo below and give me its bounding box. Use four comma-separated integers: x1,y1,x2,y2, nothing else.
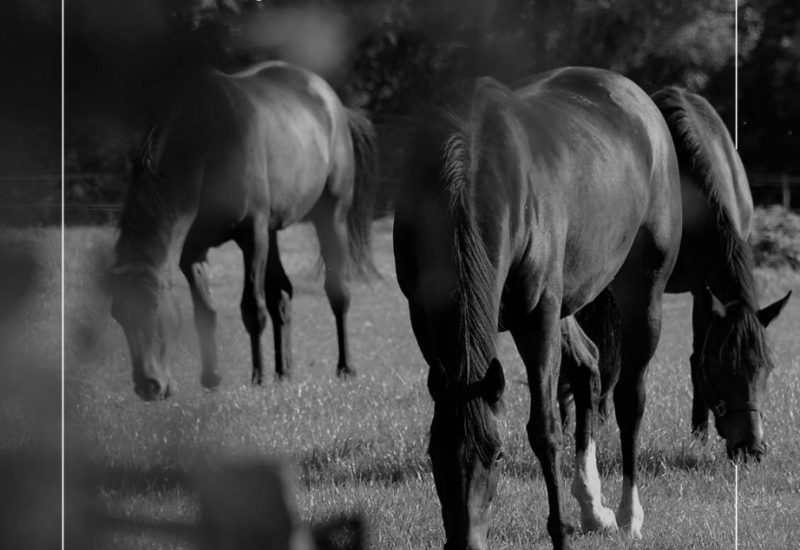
512,295,570,550
562,317,617,533
265,230,293,379
313,204,354,378
180,252,221,390
236,218,269,385
690,291,710,440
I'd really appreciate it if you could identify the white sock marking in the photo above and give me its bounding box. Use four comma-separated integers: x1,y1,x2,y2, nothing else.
571,439,617,532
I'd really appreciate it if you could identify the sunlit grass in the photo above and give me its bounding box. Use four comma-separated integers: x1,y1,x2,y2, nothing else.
64,220,800,549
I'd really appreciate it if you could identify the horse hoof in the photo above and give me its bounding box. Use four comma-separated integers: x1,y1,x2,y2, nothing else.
336,366,356,379
616,516,643,540
201,373,222,390
581,506,618,533
274,371,290,382
621,524,642,540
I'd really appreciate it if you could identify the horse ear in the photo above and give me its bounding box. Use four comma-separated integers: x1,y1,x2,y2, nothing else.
708,288,727,319
482,358,505,404
427,358,448,401
757,291,792,328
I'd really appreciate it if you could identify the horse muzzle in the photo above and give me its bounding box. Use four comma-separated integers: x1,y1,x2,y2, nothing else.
134,377,171,401
727,439,766,463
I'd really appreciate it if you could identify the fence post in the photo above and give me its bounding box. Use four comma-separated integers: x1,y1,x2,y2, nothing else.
782,173,791,210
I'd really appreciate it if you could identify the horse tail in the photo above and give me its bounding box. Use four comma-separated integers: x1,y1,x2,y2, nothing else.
574,288,623,423
344,108,380,280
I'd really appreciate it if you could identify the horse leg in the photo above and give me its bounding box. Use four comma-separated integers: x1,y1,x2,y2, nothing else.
557,379,574,433
180,250,221,389
312,202,354,378
690,290,710,440
410,304,435,365
557,324,575,432
235,218,269,385
265,230,293,379
511,294,569,550
609,283,666,539
562,317,617,532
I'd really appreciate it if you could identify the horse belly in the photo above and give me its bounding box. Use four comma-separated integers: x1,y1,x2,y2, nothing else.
560,250,626,317
666,175,712,293
559,195,646,315
265,147,330,229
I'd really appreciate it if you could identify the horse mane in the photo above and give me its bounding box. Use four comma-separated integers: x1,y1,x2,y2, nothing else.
702,303,774,377
434,79,507,463
114,122,179,267
653,87,758,308
653,87,768,377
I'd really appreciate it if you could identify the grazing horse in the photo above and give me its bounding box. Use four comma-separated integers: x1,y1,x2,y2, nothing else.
559,87,791,461
394,67,682,550
107,61,378,401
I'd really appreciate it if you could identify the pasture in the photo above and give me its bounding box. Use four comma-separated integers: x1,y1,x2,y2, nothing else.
63,219,800,549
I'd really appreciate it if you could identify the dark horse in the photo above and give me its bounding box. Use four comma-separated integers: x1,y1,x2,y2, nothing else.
559,87,791,460
107,61,378,401
394,67,682,549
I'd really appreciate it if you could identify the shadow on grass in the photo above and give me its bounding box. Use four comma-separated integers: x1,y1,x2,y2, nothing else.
87,462,193,494
71,456,368,550
500,438,726,483
297,439,430,487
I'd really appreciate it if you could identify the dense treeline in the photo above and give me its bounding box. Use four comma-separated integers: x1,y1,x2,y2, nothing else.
2,0,799,222
0,1,60,224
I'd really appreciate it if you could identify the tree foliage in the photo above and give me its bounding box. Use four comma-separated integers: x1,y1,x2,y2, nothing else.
62,0,800,208
738,0,800,174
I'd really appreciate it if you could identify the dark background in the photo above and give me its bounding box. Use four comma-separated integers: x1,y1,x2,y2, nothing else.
2,0,799,225
0,0,60,225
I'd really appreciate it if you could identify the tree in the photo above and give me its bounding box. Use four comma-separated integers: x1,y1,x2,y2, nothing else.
738,0,800,175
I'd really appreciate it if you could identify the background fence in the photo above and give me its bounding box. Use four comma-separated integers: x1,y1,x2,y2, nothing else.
3,142,800,228
749,173,800,211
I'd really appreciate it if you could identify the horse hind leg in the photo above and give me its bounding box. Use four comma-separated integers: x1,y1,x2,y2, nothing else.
312,200,355,378
265,230,293,380
608,279,668,539
562,316,617,533
234,217,269,385
180,250,221,390
556,369,574,434
690,290,711,440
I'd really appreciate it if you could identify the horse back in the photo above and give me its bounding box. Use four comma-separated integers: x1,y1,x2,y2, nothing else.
498,68,681,319
201,62,348,229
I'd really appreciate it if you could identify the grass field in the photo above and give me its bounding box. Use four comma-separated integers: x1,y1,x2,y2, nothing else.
61,219,800,549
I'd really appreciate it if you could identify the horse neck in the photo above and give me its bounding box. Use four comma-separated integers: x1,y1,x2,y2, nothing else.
116,165,199,279
702,211,759,311
450,205,500,386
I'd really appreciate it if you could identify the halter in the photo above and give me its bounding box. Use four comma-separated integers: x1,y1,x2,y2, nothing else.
698,298,762,418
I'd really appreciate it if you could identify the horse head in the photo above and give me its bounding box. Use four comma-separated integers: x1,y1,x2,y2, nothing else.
428,358,506,550
106,262,182,401
699,288,791,461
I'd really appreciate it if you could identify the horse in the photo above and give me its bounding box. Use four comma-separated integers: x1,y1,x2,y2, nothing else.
106,61,379,401
394,67,682,550
558,87,791,461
